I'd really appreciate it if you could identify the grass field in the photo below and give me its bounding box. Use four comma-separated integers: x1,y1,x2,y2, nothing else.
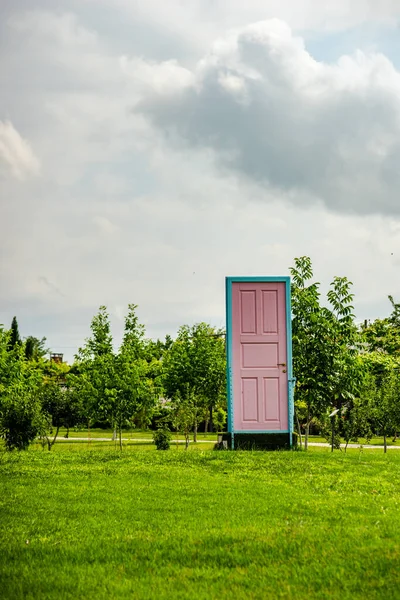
1,445,400,600
57,428,400,448
306,435,400,447
57,427,218,441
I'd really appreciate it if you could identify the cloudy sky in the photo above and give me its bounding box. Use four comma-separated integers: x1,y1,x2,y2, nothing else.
2,0,400,360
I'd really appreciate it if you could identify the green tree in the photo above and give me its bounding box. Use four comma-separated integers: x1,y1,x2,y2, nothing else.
79,306,113,359
362,295,400,356
75,306,115,433
38,379,66,450
339,373,373,452
38,362,83,450
362,352,400,453
212,406,227,432
143,337,173,361
74,304,161,450
290,257,331,449
323,275,365,449
115,304,161,448
67,368,97,434
291,258,364,450
0,383,44,451
24,336,48,361
163,323,226,442
8,316,21,350
120,304,146,360
170,390,196,449
0,326,44,450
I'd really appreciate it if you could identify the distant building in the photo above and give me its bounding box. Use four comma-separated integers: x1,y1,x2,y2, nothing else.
50,353,63,364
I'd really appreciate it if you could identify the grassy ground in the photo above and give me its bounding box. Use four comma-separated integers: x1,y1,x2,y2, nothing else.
307,435,400,446
57,427,218,441
1,446,400,600
36,440,217,452
59,428,399,447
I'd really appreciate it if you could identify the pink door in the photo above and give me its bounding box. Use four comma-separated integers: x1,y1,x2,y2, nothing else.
231,282,288,431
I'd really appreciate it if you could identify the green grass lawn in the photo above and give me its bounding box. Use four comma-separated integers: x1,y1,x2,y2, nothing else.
57,427,218,442
307,435,400,446
58,429,400,448
1,446,400,600
36,440,217,452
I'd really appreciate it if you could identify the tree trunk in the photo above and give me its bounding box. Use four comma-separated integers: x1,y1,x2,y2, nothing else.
296,412,302,449
392,431,397,443
209,406,213,433
193,418,198,443
304,405,310,451
64,427,69,439
185,432,189,450
52,425,60,449
119,428,122,452
47,426,60,451
204,419,209,434
384,429,387,454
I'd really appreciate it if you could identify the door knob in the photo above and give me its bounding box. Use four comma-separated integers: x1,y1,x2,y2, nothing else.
278,363,286,366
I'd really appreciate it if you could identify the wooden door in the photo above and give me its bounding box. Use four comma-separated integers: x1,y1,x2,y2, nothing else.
231,281,288,431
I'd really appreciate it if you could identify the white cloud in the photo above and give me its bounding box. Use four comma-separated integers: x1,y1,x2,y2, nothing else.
86,0,400,47
120,56,194,95
8,10,97,47
93,215,119,237
0,120,40,180
1,7,400,360
136,19,400,215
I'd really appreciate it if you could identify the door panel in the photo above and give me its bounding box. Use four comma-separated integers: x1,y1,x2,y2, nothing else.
241,378,258,422
240,291,257,333
241,343,278,368
262,291,278,333
263,378,280,422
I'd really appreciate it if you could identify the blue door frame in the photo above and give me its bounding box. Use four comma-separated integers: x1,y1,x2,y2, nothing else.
225,277,294,447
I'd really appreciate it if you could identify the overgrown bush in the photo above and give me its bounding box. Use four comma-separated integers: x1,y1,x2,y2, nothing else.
153,427,171,450
0,387,44,451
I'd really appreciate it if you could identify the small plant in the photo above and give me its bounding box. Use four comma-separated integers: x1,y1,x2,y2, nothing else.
0,388,44,451
153,427,171,450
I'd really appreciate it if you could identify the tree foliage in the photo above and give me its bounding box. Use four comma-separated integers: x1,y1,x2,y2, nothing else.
8,316,21,350
0,327,44,450
25,336,48,361
3,259,400,454
162,323,226,443
291,257,364,449
74,305,162,449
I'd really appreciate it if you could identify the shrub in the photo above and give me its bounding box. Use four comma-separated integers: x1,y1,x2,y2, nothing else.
153,427,171,450
0,387,44,451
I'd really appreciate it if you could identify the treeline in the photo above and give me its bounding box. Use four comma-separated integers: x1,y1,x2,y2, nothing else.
0,305,226,451
292,257,400,452
2,256,400,452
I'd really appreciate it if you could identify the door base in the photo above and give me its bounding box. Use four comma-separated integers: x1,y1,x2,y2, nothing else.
217,432,297,450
